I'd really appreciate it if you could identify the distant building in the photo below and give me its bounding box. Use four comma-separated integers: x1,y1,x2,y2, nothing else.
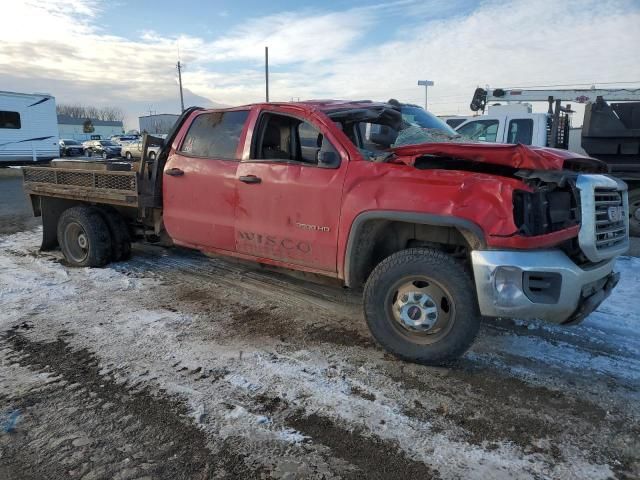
57,114,124,141
139,114,179,135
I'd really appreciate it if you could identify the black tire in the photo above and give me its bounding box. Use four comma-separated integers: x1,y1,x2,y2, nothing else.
57,206,112,267
363,248,480,365
98,208,131,262
149,151,156,160
629,188,640,237
125,151,132,160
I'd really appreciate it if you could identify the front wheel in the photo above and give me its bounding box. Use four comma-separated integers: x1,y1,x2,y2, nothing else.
363,248,480,365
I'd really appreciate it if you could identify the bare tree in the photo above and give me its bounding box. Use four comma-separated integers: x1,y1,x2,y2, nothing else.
85,106,100,120
56,104,87,118
100,107,125,122
56,104,125,123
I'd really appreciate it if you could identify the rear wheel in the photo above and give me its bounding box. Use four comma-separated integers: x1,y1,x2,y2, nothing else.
629,189,640,237
57,206,112,267
363,248,480,365
98,208,131,262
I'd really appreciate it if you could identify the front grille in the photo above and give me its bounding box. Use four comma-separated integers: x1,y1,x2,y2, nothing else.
576,175,629,263
594,189,627,250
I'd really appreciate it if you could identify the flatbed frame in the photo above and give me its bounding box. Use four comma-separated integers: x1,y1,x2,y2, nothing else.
22,166,139,208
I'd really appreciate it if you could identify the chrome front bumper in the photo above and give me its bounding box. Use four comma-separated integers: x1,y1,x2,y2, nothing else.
471,250,619,324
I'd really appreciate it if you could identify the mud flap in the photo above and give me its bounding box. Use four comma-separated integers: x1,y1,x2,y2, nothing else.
39,196,78,251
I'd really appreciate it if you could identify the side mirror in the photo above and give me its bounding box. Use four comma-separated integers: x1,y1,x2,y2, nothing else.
317,150,340,168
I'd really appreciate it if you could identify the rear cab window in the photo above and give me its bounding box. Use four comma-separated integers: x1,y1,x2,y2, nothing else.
180,110,249,159
507,118,534,145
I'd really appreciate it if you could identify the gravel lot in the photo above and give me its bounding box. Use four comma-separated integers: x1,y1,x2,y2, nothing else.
1,175,639,479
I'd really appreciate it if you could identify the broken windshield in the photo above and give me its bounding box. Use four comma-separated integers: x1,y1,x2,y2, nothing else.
399,106,457,136
328,105,465,161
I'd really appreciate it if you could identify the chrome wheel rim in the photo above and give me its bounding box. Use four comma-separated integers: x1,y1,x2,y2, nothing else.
386,276,455,344
64,222,89,263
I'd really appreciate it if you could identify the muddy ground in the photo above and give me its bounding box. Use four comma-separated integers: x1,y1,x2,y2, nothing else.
1,175,639,479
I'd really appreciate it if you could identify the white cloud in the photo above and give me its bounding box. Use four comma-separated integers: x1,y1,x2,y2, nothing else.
0,0,639,128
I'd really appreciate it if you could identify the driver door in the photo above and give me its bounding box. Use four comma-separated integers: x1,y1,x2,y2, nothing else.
235,111,347,272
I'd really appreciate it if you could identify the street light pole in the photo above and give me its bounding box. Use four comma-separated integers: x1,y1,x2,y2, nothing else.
417,80,434,110
265,46,269,102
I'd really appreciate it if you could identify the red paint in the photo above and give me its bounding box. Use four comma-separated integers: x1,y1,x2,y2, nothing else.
163,101,600,281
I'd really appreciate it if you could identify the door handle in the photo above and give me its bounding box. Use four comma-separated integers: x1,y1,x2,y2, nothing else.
165,167,184,177
239,175,261,184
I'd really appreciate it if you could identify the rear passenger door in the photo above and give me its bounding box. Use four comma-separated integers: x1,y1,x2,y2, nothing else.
163,109,249,252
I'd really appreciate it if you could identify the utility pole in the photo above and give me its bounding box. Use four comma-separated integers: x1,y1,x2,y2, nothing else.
417,79,434,110
177,61,185,112
265,46,269,102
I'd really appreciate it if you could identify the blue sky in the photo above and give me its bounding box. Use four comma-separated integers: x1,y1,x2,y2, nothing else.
1,0,639,128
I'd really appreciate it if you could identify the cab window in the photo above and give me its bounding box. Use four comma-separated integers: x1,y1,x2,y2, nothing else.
457,119,499,142
507,118,534,145
251,113,340,168
180,110,249,159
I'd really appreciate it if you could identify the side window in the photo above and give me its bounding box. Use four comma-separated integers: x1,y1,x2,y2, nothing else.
253,114,340,168
0,111,21,129
180,110,249,159
507,118,534,145
446,118,466,129
297,121,340,164
360,122,398,151
457,119,499,142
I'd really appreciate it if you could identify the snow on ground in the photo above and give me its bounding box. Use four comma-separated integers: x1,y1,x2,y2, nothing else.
1,227,639,479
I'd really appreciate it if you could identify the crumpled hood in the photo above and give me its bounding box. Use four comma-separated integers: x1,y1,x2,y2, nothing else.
389,142,607,172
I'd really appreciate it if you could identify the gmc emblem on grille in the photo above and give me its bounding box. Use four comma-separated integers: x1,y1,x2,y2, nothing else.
607,205,623,222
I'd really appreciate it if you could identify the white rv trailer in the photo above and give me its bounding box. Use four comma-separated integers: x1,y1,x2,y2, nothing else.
0,91,59,164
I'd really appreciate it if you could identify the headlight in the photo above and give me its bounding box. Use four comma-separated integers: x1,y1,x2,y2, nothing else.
493,266,525,307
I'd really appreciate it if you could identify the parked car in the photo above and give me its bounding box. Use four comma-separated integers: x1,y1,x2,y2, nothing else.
82,140,121,159
121,138,160,160
110,135,139,145
58,139,84,157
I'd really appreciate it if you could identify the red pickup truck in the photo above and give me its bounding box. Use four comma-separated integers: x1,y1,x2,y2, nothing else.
22,100,630,364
